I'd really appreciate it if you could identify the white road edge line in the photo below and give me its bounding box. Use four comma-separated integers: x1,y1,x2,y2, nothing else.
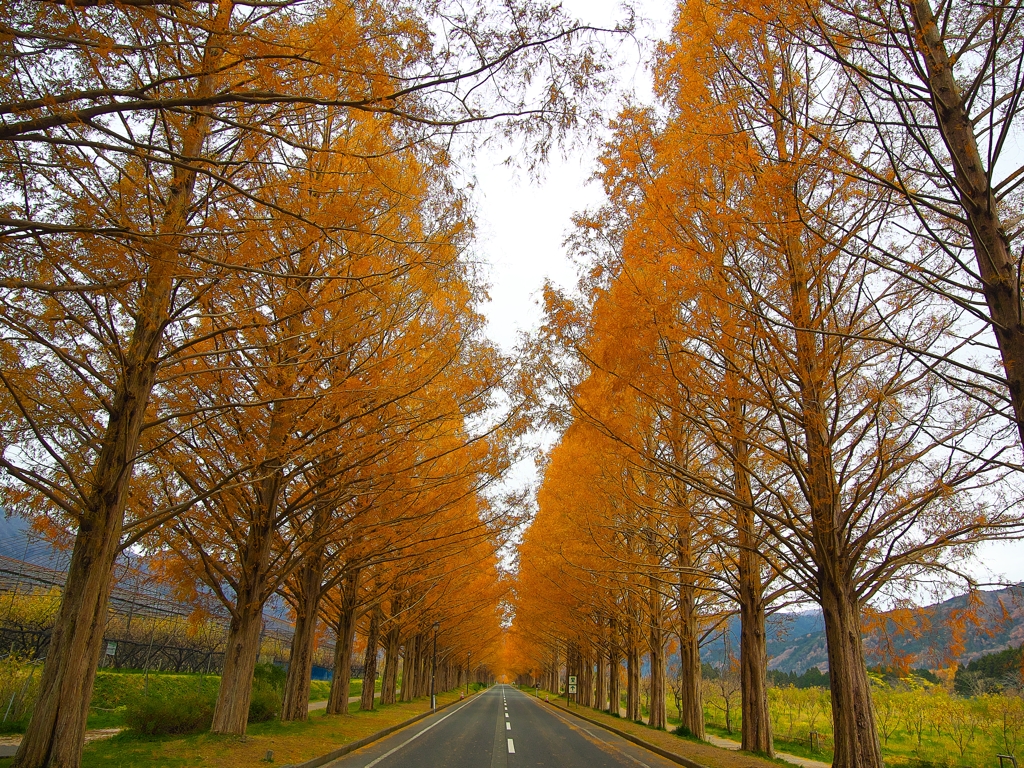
507,738,515,754
361,695,482,768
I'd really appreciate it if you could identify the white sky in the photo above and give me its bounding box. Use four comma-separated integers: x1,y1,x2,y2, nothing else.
473,0,671,352
467,0,1024,587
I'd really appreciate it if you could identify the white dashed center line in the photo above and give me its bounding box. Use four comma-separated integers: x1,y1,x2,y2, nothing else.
507,738,515,754
506,722,511,730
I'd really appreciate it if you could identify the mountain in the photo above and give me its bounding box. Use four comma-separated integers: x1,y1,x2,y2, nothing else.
703,586,1024,674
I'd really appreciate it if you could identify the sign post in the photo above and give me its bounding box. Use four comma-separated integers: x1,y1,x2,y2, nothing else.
568,675,577,708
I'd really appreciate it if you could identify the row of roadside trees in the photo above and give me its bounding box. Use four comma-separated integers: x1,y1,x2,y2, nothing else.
508,2,1024,768
0,0,620,766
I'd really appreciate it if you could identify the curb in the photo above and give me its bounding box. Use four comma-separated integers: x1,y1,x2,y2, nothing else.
283,689,485,768
542,700,710,768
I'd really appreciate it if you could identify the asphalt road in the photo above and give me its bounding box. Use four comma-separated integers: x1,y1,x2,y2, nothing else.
324,684,680,768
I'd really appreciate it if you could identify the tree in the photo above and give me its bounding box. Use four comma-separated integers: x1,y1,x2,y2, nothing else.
518,3,1024,768
803,0,1024,444
0,0,615,761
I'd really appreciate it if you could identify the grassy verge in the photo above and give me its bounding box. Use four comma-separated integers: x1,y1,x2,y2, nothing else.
0,687,474,768
541,693,796,768
701,722,833,765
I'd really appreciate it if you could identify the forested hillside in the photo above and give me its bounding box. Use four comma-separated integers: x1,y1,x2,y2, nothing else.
702,587,1024,674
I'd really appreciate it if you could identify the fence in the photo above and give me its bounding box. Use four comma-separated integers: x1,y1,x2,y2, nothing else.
0,537,332,675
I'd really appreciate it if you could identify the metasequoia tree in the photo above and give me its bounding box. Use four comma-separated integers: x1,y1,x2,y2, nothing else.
690,11,1019,766
512,412,720,731
0,4,264,761
0,0,614,761
802,0,1024,444
150,141,514,732
514,4,1024,768
539,98,786,746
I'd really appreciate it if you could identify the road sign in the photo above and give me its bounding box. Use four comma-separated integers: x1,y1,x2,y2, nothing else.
568,675,577,685
568,684,577,694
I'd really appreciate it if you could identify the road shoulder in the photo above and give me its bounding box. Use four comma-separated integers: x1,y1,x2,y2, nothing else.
288,689,486,768
537,696,819,768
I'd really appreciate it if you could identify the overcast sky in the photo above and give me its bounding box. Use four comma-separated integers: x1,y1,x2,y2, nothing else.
473,0,671,352
467,0,1024,588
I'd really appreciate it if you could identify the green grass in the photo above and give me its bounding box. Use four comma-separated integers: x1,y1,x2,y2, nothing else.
701,722,834,764
0,667,433,768
76,687,469,768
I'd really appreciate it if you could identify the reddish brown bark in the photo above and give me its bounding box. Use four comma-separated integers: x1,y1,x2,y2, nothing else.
281,549,326,722
360,604,381,711
731,404,773,756
607,618,621,715
648,617,667,729
782,169,883,768
380,595,402,705
326,568,360,715
12,8,233,764
909,0,1024,447
625,618,641,721
400,634,418,702
676,523,704,739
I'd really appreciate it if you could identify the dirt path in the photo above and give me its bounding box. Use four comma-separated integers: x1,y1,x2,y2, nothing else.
0,728,123,758
704,733,829,768
307,690,378,711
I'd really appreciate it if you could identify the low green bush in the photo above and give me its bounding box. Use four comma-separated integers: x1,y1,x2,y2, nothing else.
247,663,284,723
0,656,41,734
253,662,286,691
124,689,216,736
247,680,281,723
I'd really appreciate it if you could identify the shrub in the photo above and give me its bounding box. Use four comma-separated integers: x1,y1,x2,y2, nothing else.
0,656,40,733
246,662,284,723
125,689,216,736
248,680,281,723
253,662,286,691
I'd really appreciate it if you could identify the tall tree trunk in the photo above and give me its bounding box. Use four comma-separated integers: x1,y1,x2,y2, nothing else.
12,507,122,768
781,160,883,767
327,568,360,715
360,604,381,711
676,524,704,739
820,573,882,768
210,592,265,734
415,633,428,697
581,647,593,708
400,635,417,702
909,0,1024,447
648,614,667,730
12,8,233,765
595,642,606,712
281,548,326,722
552,644,559,694
211,465,282,734
738,574,772,754
380,595,402,705
210,460,282,735
626,625,641,721
608,619,621,715
730,404,773,755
